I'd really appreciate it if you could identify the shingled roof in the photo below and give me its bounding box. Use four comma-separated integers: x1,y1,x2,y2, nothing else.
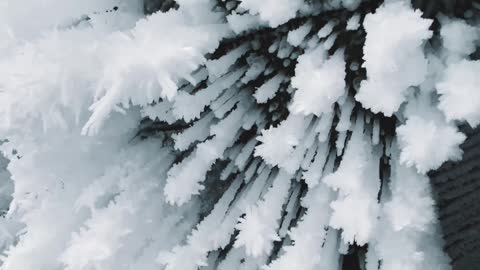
429,125,480,270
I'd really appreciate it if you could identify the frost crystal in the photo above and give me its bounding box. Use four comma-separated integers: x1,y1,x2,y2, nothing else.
356,1,432,116
0,0,477,269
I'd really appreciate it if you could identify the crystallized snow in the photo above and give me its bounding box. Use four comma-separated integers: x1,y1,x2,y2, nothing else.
206,43,250,81
346,14,360,30
355,1,433,116
255,114,311,167
0,1,472,270
82,9,230,134
440,18,479,56
317,21,336,39
0,0,141,44
238,0,304,27
436,60,480,127
339,0,362,10
164,103,249,205
371,145,451,270
0,2,229,136
323,115,380,245
242,55,268,84
254,74,285,103
234,170,291,257
397,115,465,173
172,113,215,151
159,166,273,270
172,68,246,121
287,21,312,46
302,142,330,188
159,176,244,270
384,157,436,232
278,116,319,174
61,146,178,270
397,92,466,173
290,49,346,116
265,158,338,270
227,12,265,34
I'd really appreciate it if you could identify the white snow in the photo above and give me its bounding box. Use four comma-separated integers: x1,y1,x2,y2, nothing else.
323,115,380,246
346,14,360,30
397,115,465,173
254,74,284,103
440,18,479,56
317,21,336,39
206,43,250,81
0,1,473,270
234,170,291,257
265,157,338,270
436,59,480,127
355,1,433,116
172,68,246,122
238,0,304,27
287,21,312,46
165,103,249,205
290,49,346,116
255,114,312,167
227,12,265,34
371,145,451,270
